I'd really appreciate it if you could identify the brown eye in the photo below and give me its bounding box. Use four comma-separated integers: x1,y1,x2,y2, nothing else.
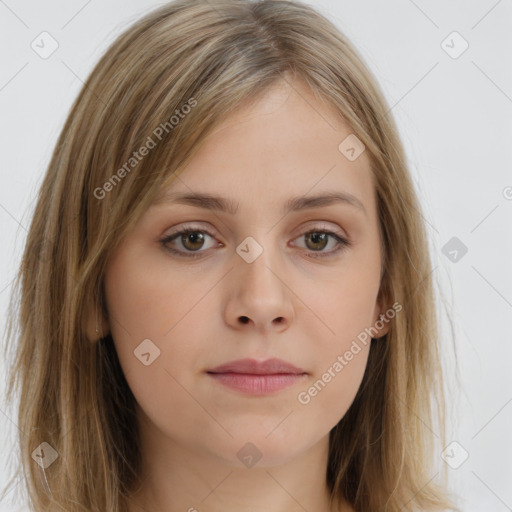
160,226,350,260
179,231,206,251
304,232,329,251
160,228,218,258
293,229,350,258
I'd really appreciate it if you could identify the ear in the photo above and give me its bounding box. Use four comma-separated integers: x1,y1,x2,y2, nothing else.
84,298,110,343
370,290,392,340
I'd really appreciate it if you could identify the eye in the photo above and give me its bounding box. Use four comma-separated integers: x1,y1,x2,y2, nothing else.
292,229,350,259
160,226,218,259
159,225,351,259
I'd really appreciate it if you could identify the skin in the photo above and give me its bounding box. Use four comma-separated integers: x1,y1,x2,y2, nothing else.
97,78,389,512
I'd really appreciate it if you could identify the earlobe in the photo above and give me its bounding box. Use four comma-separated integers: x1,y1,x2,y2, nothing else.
373,311,391,339
84,302,110,343
371,294,392,340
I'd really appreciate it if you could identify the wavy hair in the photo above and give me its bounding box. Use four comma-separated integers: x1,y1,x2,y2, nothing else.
2,0,459,510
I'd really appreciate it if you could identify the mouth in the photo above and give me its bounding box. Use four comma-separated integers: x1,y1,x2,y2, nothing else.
206,358,308,395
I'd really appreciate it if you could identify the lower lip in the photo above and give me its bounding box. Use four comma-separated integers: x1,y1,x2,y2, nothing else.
207,372,307,395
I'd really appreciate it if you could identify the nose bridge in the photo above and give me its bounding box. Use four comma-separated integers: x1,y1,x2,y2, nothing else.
229,231,293,324
235,232,282,294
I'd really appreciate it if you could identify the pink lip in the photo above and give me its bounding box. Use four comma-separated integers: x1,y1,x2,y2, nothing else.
206,358,307,395
208,358,306,375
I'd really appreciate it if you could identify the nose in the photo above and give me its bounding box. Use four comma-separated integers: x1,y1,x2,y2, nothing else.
224,243,295,334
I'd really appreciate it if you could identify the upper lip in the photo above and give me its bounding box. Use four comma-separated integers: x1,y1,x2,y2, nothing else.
207,358,306,375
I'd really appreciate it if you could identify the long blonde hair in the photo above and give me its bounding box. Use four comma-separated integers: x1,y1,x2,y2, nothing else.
2,0,459,510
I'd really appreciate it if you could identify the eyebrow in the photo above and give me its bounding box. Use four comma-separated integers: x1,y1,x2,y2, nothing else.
153,190,367,217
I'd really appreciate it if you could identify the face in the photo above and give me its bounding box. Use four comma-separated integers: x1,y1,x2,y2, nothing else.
102,79,389,469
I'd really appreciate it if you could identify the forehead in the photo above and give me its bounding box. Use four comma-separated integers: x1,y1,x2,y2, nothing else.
154,80,375,214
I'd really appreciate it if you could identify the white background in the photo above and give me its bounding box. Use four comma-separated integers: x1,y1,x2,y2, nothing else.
1,1,511,511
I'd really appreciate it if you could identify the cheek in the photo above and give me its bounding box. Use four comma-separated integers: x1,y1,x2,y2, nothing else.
104,245,215,341
296,342,370,426
303,255,381,350
103,249,213,437
103,246,202,383
295,250,379,411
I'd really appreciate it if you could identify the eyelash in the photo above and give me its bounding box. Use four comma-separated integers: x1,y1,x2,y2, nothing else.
159,225,351,260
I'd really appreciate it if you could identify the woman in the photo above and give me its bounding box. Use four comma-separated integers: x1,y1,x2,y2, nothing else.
2,0,459,510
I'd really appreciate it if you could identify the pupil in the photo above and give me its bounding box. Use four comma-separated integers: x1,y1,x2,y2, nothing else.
184,232,203,249
308,232,327,250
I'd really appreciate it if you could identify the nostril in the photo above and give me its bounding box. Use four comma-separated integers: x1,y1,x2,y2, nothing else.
239,316,249,324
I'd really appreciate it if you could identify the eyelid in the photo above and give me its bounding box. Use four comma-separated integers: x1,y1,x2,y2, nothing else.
293,221,348,239
161,220,347,240
161,223,219,243
159,221,351,259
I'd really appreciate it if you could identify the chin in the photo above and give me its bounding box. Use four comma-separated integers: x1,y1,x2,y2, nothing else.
204,431,321,470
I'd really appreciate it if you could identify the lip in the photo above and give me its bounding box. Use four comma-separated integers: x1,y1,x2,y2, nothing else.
207,358,306,375
206,358,308,395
